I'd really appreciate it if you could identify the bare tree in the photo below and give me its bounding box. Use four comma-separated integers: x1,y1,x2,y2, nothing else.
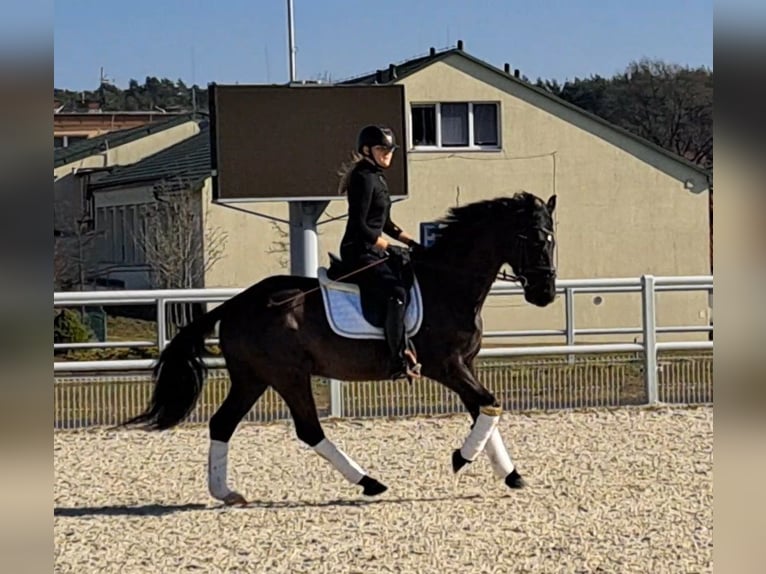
605,59,713,168
134,183,228,290
265,219,326,272
266,220,290,271
133,180,228,330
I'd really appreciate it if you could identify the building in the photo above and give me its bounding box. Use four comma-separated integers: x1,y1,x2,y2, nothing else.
54,115,203,290
54,104,189,149
70,45,712,342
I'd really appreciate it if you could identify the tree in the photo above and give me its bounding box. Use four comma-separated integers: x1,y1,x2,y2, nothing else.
132,180,228,331
606,59,712,168
266,220,290,271
133,182,227,290
536,59,713,169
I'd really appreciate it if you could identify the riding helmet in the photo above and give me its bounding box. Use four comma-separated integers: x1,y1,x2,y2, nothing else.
357,125,398,153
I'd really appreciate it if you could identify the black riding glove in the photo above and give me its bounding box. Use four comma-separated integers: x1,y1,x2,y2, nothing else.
387,245,410,260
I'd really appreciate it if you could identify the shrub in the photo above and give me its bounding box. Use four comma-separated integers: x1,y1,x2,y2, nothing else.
54,309,93,344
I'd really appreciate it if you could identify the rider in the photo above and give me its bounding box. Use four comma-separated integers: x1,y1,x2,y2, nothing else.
338,125,422,380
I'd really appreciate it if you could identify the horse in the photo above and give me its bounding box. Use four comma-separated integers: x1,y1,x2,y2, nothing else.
124,191,558,505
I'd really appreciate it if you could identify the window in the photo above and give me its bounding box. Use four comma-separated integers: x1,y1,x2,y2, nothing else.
410,102,500,150
412,106,436,146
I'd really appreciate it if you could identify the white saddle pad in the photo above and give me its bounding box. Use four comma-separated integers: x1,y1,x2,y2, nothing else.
317,267,423,340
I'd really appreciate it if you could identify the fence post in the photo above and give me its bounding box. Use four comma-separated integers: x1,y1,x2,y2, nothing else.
157,297,167,351
329,378,343,418
641,275,659,404
565,287,575,364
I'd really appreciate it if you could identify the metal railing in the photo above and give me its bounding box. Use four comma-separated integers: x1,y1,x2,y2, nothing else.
54,275,713,417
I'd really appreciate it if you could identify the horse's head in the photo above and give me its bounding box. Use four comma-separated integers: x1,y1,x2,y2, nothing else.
500,192,557,307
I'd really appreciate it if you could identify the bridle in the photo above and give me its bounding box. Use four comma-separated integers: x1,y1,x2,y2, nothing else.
497,226,557,287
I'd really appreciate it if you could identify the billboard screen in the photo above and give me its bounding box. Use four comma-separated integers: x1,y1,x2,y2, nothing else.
209,83,409,202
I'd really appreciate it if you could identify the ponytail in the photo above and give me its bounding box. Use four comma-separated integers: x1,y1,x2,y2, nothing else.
336,151,364,195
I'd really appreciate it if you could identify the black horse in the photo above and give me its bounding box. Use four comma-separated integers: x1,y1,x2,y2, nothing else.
124,192,557,505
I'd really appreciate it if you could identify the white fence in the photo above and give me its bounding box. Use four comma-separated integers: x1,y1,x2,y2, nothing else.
54,275,713,416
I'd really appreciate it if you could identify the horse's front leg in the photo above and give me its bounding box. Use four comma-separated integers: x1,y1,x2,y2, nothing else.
485,426,526,488
439,359,526,489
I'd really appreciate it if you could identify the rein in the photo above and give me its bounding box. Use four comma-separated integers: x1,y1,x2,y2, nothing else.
265,225,555,310
265,257,390,309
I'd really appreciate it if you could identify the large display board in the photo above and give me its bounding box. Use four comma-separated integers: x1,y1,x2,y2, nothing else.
209,83,409,202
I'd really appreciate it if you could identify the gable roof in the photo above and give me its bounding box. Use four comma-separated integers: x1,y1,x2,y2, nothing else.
54,113,195,168
341,47,711,178
90,122,211,191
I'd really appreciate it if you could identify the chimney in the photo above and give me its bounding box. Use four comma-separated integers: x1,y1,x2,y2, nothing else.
457,39,464,50
375,69,383,84
388,63,397,79
503,63,510,74
514,69,521,78
429,46,436,56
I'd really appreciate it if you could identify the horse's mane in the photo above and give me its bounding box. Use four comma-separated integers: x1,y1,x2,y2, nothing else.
427,192,539,252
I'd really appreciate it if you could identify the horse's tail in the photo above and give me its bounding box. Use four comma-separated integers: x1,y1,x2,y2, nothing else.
122,303,227,431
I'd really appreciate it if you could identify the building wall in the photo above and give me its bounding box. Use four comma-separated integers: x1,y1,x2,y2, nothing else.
89,185,157,290
201,179,292,288
200,57,711,343
382,58,712,342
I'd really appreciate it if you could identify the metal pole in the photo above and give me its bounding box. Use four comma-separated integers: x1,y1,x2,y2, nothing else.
288,201,326,278
565,287,575,364
287,0,296,82
641,275,659,404
156,297,167,351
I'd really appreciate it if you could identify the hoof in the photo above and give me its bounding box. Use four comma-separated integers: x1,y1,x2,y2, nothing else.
452,449,470,473
222,491,248,506
358,475,388,496
505,469,526,489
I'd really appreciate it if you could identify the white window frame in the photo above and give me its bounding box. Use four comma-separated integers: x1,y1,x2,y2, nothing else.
409,102,501,151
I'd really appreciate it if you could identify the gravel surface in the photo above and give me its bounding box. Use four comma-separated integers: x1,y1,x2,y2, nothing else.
54,406,712,573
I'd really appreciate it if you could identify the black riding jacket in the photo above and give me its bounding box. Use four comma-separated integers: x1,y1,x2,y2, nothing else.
340,161,403,255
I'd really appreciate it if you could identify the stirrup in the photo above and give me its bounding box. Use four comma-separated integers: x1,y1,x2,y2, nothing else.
403,349,422,380
389,354,421,382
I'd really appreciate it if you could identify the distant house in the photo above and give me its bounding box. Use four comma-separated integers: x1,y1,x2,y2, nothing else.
54,115,203,289
84,124,214,290
72,45,712,343
54,108,189,149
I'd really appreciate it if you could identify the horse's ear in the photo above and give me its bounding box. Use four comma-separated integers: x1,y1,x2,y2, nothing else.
547,195,557,213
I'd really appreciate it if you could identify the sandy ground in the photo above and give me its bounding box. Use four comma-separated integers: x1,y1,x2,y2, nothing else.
54,406,712,573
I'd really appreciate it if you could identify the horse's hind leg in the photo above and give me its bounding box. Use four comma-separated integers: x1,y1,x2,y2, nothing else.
275,373,387,497
207,361,268,505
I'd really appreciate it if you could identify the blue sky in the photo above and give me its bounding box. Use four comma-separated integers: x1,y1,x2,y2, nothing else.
54,0,712,90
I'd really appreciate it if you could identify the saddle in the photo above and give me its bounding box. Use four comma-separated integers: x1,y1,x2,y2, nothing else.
318,253,423,341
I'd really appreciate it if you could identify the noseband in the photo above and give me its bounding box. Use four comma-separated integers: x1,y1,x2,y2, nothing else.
499,227,557,287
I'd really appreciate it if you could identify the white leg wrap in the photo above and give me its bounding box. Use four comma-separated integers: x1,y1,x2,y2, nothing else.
313,438,366,484
208,440,233,500
460,407,501,462
485,427,515,478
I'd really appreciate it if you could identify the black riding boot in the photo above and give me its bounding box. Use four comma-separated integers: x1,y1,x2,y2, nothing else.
385,297,420,381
